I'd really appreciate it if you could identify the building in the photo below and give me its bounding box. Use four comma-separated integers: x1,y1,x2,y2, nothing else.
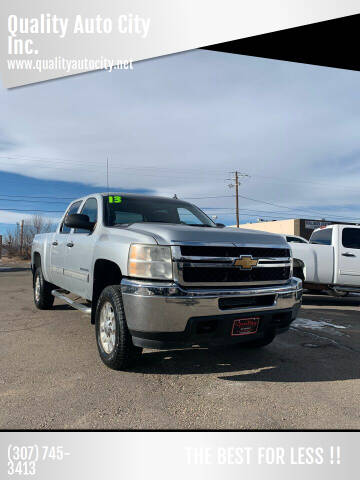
234,218,357,240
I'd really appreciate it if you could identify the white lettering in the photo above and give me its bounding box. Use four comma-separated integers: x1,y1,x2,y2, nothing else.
118,15,151,38
8,15,18,38
7,14,69,39
74,15,113,34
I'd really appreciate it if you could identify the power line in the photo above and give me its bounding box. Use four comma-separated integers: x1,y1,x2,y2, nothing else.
183,195,235,199
2,152,360,191
0,208,63,213
0,194,359,221
0,205,353,222
0,194,75,200
248,172,360,192
236,193,360,221
0,180,359,222
0,197,69,204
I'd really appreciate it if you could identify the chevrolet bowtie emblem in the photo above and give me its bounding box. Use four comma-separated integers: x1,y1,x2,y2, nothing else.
234,255,258,270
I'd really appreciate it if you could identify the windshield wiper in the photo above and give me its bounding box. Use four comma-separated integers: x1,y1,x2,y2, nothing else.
186,224,213,227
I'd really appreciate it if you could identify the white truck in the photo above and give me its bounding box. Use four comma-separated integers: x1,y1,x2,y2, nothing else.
31,192,302,370
291,224,360,296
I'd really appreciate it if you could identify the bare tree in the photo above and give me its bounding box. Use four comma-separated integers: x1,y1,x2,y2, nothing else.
4,225,19,257
4,215,54,259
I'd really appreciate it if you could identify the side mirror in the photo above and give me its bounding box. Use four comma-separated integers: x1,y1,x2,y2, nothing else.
65,213,93,231
216,223,226,228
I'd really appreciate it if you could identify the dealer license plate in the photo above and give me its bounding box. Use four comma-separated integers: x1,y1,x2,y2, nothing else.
231,317,259,336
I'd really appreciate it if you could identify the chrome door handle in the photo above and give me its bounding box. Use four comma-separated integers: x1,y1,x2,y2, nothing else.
52,241,58,246
66,242,74,247
342,252,355,257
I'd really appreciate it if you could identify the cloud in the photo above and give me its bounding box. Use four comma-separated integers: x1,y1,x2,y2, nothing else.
1,50,360,225
0,210,59,225
0,129,18,152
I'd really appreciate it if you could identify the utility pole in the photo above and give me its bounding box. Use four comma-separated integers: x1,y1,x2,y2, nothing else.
235,171,239,228
20,219,24,257
227,171,249,228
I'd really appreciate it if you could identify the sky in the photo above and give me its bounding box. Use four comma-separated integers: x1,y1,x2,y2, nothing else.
1,49,360,235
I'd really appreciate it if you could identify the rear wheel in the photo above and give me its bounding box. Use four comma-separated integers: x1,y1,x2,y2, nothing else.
95,285,142,370
33,266,54,310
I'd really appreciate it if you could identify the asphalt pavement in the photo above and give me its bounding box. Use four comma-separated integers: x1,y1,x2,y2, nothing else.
1,270,359,430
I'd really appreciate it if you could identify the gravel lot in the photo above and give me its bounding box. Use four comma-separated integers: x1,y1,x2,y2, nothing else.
0,269,359,430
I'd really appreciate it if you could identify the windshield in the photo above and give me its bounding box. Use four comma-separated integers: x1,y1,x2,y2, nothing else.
103,195,216,227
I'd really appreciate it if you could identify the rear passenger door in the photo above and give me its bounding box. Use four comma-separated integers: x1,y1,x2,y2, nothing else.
50,201,81,288
63,197,99,298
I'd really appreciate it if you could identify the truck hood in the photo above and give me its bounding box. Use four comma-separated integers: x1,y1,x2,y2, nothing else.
126,223,288,247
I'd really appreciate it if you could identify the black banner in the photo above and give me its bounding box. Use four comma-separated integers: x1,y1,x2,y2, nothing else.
204,14,360,71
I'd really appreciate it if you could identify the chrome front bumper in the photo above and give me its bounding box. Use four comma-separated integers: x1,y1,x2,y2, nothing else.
121,277,303,336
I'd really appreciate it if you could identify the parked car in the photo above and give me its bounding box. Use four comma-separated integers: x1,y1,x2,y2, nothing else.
291,224,360,296
31,193,302,370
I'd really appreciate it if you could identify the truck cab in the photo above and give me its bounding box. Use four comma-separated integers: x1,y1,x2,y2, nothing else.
291,224,360,294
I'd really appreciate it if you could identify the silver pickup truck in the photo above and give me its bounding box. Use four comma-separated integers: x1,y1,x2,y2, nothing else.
31,193,302,370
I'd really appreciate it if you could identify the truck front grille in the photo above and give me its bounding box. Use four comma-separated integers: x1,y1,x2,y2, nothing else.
182,266,290,283
180,245,289,258
173,244,291,287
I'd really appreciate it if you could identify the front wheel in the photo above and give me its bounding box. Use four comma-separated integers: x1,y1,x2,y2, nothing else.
33,266,54,310
95,285,142,370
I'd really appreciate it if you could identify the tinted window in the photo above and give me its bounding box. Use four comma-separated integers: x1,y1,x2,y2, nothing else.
310,228,332,245
75,197,98,234
113,211,144,224
286,236,307,243
103,196,214,227
60,201,82,233
342,228,360,249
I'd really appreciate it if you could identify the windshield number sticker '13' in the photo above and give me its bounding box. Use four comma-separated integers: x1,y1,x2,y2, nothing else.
108,196,122,203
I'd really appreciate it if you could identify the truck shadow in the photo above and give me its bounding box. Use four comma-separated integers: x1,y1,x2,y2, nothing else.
52,304,74,310
131,343,359,382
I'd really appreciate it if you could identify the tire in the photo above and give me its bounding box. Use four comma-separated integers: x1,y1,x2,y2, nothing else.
95,285,142,370
33,266,55,310
239,332,275,349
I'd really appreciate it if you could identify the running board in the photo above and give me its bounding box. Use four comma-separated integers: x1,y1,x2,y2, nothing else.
51,289,91,315
332,286,360,294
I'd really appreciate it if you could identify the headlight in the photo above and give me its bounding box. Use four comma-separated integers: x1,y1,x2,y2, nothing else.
128,244,173,280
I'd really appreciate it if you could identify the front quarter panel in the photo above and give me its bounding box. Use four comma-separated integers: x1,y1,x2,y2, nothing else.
92,227,158,280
